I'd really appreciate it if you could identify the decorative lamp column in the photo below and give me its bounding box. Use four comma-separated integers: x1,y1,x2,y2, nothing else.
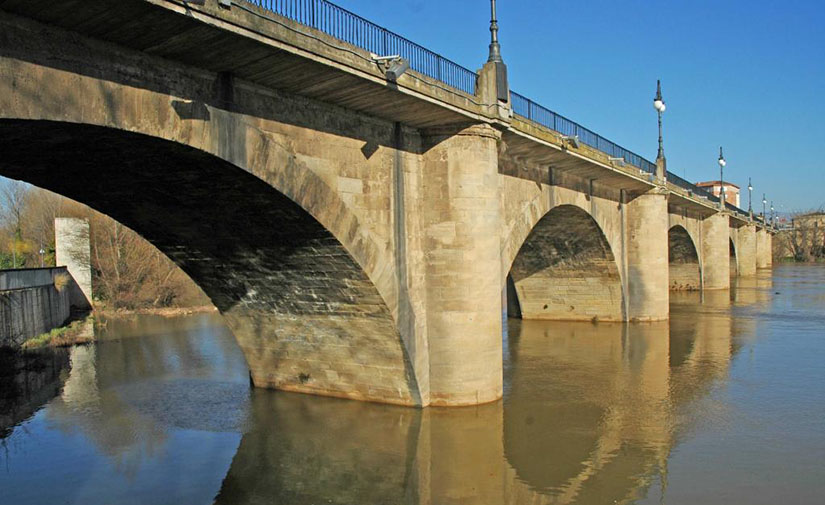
747,178,754,220
718,147,726,209
762,194,767,223
488,0,502,63
653,80,667,179
480,0,509,104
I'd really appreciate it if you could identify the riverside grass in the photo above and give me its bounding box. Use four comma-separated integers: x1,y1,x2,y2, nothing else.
22,317,94,350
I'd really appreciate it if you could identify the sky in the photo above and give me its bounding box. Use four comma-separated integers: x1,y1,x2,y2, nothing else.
330,0,825,213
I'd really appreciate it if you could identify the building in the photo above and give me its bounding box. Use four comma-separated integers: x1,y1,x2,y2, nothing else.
695,180,740,207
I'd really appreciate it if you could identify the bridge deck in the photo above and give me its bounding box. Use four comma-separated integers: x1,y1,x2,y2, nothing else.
0,0,760,225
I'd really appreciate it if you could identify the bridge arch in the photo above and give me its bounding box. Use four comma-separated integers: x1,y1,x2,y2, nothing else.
668,225,701,291
0,118,420,405
506,204,624,322
730,237,738,277
0,17,434,404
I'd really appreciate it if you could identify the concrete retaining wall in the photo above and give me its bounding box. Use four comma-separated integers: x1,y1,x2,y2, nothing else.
0,267,74,347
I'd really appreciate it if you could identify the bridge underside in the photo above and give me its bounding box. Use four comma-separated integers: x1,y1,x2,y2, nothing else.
0,120,419,405
509,205,623,322
668,226,701,291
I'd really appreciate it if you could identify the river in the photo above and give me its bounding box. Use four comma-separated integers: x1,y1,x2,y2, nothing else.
1,265,823,504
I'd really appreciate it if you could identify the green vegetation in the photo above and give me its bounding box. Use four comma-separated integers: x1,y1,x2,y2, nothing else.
22,317,95,350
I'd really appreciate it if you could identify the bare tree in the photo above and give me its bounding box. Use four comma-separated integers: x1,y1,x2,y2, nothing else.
1,179,209,308
775,210,825,263
0,180,30,267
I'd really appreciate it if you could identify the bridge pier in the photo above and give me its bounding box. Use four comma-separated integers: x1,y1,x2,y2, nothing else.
756,229,772,269
737,224,758,276
702,212,731,289
626,188,669,321
420,124,503,406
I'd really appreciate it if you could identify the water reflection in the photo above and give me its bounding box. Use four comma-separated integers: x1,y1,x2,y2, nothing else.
0,347,70,438
3,268,820,504
0,314,248,505
214,306,739,505
51,316,250,452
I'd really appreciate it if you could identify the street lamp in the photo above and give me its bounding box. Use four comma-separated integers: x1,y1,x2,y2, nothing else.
38,247,45,267
653,80,666,162
747,177,754,219
488,0,502,63
762,193,767,223
718,146,726,209
770,201,775,227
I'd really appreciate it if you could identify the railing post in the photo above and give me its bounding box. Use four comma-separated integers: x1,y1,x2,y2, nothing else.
311,0,316,28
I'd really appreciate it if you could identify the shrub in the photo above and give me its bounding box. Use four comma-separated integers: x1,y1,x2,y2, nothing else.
53,272,71,292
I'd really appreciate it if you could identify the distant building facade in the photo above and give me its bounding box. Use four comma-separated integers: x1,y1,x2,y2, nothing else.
695,180,740,207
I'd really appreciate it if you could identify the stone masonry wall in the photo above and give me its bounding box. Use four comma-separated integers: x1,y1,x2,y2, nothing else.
669,225,701,291
0,13,422,405
509,205,623,322
669,263,701,291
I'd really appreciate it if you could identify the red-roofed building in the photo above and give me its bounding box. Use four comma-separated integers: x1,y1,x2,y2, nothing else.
695,180,740,207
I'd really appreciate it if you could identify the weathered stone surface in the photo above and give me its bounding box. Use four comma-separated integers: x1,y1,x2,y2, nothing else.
668,225,701,291
702,213,731,290
756,229,772,269
54,218,92,309
735,225,757,276
510,205,623,321
0,12,423,404
420,124,503,406
626,189,669,321
0,2,769,407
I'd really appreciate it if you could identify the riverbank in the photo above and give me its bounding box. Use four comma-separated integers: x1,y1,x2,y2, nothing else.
20,315,94,350
93,305,218,318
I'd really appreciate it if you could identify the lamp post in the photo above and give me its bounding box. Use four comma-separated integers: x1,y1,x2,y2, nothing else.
762,194,767,224
747,177,754,219
653,80,666,178
488,0,502,63
718,147,726,209
770,201,775,227
38,246,45,267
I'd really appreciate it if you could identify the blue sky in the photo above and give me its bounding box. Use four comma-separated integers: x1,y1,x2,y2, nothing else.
332,0,825,213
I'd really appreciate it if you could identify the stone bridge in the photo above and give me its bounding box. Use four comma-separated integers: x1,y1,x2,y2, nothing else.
0,0,773,407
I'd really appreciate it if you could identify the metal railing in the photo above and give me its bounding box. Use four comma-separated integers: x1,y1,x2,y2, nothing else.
667,172,751,218
240,0,751,216
510,91,657,174
242,0,478,95
667,171,715,200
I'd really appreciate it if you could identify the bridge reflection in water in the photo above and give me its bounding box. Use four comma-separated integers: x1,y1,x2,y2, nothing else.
1,275,776,505
214,281,767,505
